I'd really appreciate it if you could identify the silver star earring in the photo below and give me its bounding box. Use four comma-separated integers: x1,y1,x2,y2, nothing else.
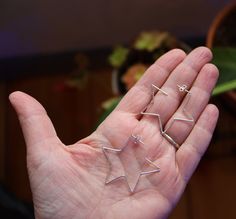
161,84,194,149
163,84,194,134
102,134,160,193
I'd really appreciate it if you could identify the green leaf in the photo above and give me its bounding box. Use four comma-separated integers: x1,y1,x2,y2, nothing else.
212,47,236,95
212,79,236,95
134,32,169,52
108,46,129,68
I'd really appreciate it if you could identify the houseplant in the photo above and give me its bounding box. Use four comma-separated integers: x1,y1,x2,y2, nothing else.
99,23,236,124
207,3,236,109
98,31,191,124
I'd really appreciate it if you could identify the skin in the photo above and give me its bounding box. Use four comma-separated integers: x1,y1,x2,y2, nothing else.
9,47,219,219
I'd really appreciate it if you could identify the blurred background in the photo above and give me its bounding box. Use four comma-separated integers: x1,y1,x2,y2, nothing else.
0,0,236,218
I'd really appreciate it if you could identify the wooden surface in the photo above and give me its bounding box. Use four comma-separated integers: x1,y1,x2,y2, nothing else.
1,68,236,218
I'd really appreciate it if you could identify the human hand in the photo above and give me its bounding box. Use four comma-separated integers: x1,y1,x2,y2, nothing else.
9,47,219,219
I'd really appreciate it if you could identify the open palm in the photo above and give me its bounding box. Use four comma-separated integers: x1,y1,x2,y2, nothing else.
10,47,219,219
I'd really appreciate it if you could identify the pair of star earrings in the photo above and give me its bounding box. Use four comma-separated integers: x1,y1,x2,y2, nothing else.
102,84,194,193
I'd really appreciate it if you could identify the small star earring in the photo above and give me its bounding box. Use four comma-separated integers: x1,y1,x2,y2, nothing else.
102,134,160,193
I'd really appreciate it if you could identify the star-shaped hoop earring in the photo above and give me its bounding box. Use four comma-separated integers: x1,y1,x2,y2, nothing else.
140,84,194,149
163,84,194,134
102,134,160,193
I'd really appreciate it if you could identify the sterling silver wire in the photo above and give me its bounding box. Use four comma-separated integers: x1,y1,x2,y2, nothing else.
141,84,194,149
102,135,160,193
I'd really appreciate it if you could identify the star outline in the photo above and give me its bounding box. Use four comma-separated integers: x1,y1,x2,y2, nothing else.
102,136,160,193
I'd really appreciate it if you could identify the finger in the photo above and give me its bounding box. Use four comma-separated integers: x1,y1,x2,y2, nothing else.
163,63,219,145
9,91,60,152
176,104,219,182
116,49,186,115
140,47,213,135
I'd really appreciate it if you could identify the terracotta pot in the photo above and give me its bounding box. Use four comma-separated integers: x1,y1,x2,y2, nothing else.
207,3,236,110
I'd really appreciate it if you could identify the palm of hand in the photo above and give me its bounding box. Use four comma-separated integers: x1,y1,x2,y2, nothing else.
10,47,219,219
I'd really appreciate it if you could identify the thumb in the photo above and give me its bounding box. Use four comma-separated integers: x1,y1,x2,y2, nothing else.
9,91,61,154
